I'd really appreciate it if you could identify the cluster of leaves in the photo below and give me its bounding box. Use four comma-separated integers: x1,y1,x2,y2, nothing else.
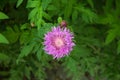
0,0,120,80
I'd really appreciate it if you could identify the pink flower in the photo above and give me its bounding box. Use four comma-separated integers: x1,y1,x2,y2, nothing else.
43,26,75,59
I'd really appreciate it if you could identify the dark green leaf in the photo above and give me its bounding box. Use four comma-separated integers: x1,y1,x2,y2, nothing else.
72,45,91,58
19,43,35,58
24,67,31,79
87,0,94,8
20,31,30,44
43,12,51,20
0,53,9,61
3,27,19,43
72,10,78,22
64,0,75,19
42,0,52,10
47,5,57,10
0,33,9,44
76,5,97,23
105,28,117,44
36,47,43,61
26,1,39,8
0,12,9,19
117,40,120,54
16,0,23,8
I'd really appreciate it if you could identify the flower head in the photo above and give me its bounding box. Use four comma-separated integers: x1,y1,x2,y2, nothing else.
44,26,75,59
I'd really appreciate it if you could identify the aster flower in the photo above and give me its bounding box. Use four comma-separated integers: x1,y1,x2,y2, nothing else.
43,26,75,59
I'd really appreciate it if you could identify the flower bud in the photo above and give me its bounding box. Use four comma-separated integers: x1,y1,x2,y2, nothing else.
60,20,67,28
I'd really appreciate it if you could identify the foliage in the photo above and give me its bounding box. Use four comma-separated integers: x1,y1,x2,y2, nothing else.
0,0,120,80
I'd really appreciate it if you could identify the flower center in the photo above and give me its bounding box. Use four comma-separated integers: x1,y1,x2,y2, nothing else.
54,38,64,48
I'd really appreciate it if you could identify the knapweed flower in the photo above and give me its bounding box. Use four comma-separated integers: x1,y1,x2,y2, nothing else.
44,26,75,59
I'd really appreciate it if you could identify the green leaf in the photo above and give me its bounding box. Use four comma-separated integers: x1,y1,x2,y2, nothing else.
47,5,57,11
42,0,52,10
64,0,75,19
36,6,43,30
28,7,38,20
16,0,23,8
0,33,9,44
24,66,31,79
36,47,43,61
63,57,81,80
104,0,113,12
20,23,30,30
72,45,91,59
99,14,115,24
3,27,19,43
115,0,120,15
38,23,53,38
43,12,51,20
20,31,30,45
0,12,9,19
26,1,39,8
72,10,78,22
84,57,97,76
0,53,9,61
19,43,35,58
117,40,120,54
76,5,97,23
105,28,117,44
87,0,94,8
57,17,62,23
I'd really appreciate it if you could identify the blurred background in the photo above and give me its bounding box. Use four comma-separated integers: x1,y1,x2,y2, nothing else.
0,0,120,80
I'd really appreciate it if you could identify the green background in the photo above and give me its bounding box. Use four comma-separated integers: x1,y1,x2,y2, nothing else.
0,0,120,80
